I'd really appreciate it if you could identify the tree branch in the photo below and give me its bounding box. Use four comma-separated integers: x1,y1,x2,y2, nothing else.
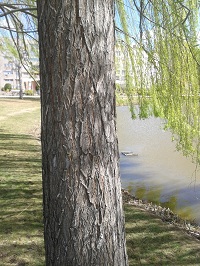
0,7,37,19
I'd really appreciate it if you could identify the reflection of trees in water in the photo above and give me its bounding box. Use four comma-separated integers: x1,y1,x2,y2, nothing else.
135,186,146,200
146,188,161,205
126,182,193,221
162,195,177,211
177,207,194,222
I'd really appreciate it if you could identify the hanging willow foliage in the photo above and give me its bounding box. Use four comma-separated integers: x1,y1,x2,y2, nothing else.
116,0,200,164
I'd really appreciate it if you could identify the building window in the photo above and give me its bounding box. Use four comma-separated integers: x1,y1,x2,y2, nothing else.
4,63,13,69
116,51,121,56
122,70,126,76
4,79,13,82
3,70,13,75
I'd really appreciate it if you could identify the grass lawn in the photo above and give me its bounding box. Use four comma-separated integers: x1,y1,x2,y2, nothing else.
0,98,200,266
125,205,200,265
0,99,44,266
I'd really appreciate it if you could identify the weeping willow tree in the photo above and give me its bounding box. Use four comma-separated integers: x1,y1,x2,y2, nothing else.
1,1,199,163
116,0,200,165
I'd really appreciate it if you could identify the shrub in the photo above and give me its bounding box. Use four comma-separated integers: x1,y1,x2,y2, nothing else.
25,90,34,96
3,83,12,92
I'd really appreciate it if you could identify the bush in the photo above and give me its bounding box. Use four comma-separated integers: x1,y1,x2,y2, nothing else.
2,83,12,92
24,90,34,96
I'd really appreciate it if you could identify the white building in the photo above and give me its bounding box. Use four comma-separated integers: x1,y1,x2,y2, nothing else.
0,54,39,93
115,43,132,88
115,41,156,92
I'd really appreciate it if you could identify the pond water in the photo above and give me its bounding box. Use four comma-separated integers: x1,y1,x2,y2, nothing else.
117,106,200,225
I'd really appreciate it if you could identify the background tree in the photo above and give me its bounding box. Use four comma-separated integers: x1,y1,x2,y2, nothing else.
0,0,39,98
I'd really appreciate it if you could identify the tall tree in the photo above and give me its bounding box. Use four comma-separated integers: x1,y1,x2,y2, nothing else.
0,0,39,98
37,1,128,265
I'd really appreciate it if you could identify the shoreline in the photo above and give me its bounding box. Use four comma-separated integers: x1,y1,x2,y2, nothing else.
122,188,200,241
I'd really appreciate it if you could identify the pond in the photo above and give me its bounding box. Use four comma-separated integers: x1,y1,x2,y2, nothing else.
117,106,200,225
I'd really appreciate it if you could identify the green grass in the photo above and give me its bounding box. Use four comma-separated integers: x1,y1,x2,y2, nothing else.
0,99,44,266
125,205,200,265
0,98,200,266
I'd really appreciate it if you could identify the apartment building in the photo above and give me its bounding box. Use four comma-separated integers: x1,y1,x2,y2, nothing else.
115,41,156,92
0,54,39,93
115,43,132,88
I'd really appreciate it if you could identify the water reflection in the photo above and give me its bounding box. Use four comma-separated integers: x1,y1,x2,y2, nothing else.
117,106,200,224
125,182,194,221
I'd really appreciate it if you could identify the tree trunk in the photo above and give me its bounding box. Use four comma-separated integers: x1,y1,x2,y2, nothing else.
17,63,23,99
37,1,128,265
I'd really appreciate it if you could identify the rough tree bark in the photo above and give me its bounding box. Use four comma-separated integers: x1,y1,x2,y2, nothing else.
37,1,128,265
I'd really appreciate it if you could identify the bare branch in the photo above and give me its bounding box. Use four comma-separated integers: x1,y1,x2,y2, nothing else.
0,25,37,34
0,3,37,18
0,7,37,18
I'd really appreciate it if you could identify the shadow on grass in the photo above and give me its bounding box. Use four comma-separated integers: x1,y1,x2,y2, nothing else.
0,131,45,265
0,132,39,152
125,205,200,266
